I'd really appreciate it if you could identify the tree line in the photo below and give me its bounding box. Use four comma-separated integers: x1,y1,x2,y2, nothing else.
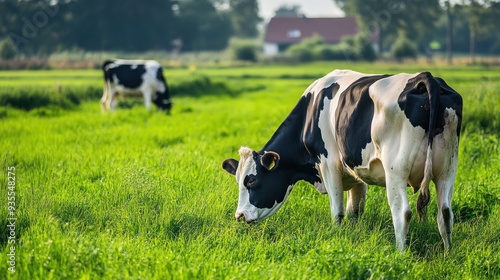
333,0,500,59
0,0,260,55
0,0,499,59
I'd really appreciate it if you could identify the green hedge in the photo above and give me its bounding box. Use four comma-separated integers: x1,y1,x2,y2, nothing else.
0,86,100,111
0,75,236,111
229,39,258,62
392,35,418,61
286,35,376,62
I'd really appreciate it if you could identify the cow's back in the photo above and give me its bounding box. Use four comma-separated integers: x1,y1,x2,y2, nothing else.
307,70,462,188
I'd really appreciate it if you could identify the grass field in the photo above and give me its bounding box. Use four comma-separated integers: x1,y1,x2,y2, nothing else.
0,62,499,279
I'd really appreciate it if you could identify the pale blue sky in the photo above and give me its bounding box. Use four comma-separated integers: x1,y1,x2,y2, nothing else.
258,0,344,21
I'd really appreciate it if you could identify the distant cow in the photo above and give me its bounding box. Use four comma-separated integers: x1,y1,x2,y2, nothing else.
222,70,462,251
101,59,172,112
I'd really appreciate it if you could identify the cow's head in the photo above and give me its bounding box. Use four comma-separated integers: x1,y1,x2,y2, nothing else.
154,93,172,113
222,146,295,223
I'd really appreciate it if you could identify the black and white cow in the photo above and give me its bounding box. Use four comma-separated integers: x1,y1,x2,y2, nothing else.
101,59,172,112
222,70,462,251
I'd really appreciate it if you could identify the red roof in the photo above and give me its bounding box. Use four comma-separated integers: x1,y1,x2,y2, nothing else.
264,17,375,44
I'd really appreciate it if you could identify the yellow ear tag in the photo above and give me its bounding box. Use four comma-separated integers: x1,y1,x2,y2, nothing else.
268,160,275,170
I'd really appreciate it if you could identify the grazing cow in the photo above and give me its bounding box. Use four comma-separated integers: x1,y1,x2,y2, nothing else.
101,59,172,112
222,70,462,251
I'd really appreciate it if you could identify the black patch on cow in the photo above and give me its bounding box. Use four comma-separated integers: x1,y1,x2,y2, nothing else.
398,72,434,133
245,82,343,209
335,75,391,169
106,64,146,89
398,73,463,140
434,77,463,138
156,67,165,83
246,157,293,209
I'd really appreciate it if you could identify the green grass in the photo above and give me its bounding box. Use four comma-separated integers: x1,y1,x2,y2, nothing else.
0,62,499,279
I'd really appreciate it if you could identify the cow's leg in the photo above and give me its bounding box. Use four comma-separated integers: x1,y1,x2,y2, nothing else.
101,81,114,111
100,83,108,111
346,182,367,218
109,90,118,111
435,178,454,251
432,111,459,252
434,159,458,252
320,163,345,224
385,175,412,251
143,88,152,110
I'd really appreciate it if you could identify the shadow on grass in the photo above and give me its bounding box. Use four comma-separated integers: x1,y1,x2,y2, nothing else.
154,136,184,149
0,216,30,249
165,214,212,240
52,200,97,229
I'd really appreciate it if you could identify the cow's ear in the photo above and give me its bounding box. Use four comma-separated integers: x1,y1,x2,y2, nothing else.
260,151,280,171
222,159,239,175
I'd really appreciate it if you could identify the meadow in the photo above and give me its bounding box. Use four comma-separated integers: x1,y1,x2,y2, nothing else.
0,62,499,279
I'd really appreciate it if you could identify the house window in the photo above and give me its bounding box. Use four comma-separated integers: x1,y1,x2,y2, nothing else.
287,29,301,38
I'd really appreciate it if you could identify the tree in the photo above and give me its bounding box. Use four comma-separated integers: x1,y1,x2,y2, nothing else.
392,32,418,61
457,0,499,63
444,0,453,64
1,0,65,54
177,0,232,51
0,0,178,53
229,0,261,38
0,37,17,59
274,5,303,17
69,0,177,51
333,0,441,52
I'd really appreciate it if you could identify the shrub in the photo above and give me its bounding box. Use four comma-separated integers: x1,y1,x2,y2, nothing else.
340,35,377,62
230,40,258,62
0,38,17,60
286,35,325,62
285,34,377,62
171,75,236,97
287,44,314,62
312,45,349,61
392,35,418,61
234,44,257,62
0,84,104,111
0,87,80,111
0,76,238,111
354,36,377,62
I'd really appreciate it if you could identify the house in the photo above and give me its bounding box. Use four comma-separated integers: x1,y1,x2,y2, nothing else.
263,16,378,55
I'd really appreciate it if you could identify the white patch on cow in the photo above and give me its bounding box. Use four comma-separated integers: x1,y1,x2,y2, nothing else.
233,147,258,221
234,147,256,180
430,107,460,177
233,147,293,222
368,74,429,184
352,142,386,186
131,64,138,69
302,70,368,101
369,73,415,106
313,164,327,194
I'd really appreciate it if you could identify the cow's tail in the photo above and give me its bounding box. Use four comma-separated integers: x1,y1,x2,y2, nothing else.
417,72,439,221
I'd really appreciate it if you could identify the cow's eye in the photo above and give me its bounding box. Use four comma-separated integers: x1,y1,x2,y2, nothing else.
244,175,258,189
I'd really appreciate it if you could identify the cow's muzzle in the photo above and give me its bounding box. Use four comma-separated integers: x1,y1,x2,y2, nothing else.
235,211,255,223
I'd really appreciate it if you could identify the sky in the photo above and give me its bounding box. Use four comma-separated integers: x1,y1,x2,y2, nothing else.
257,0,344,21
